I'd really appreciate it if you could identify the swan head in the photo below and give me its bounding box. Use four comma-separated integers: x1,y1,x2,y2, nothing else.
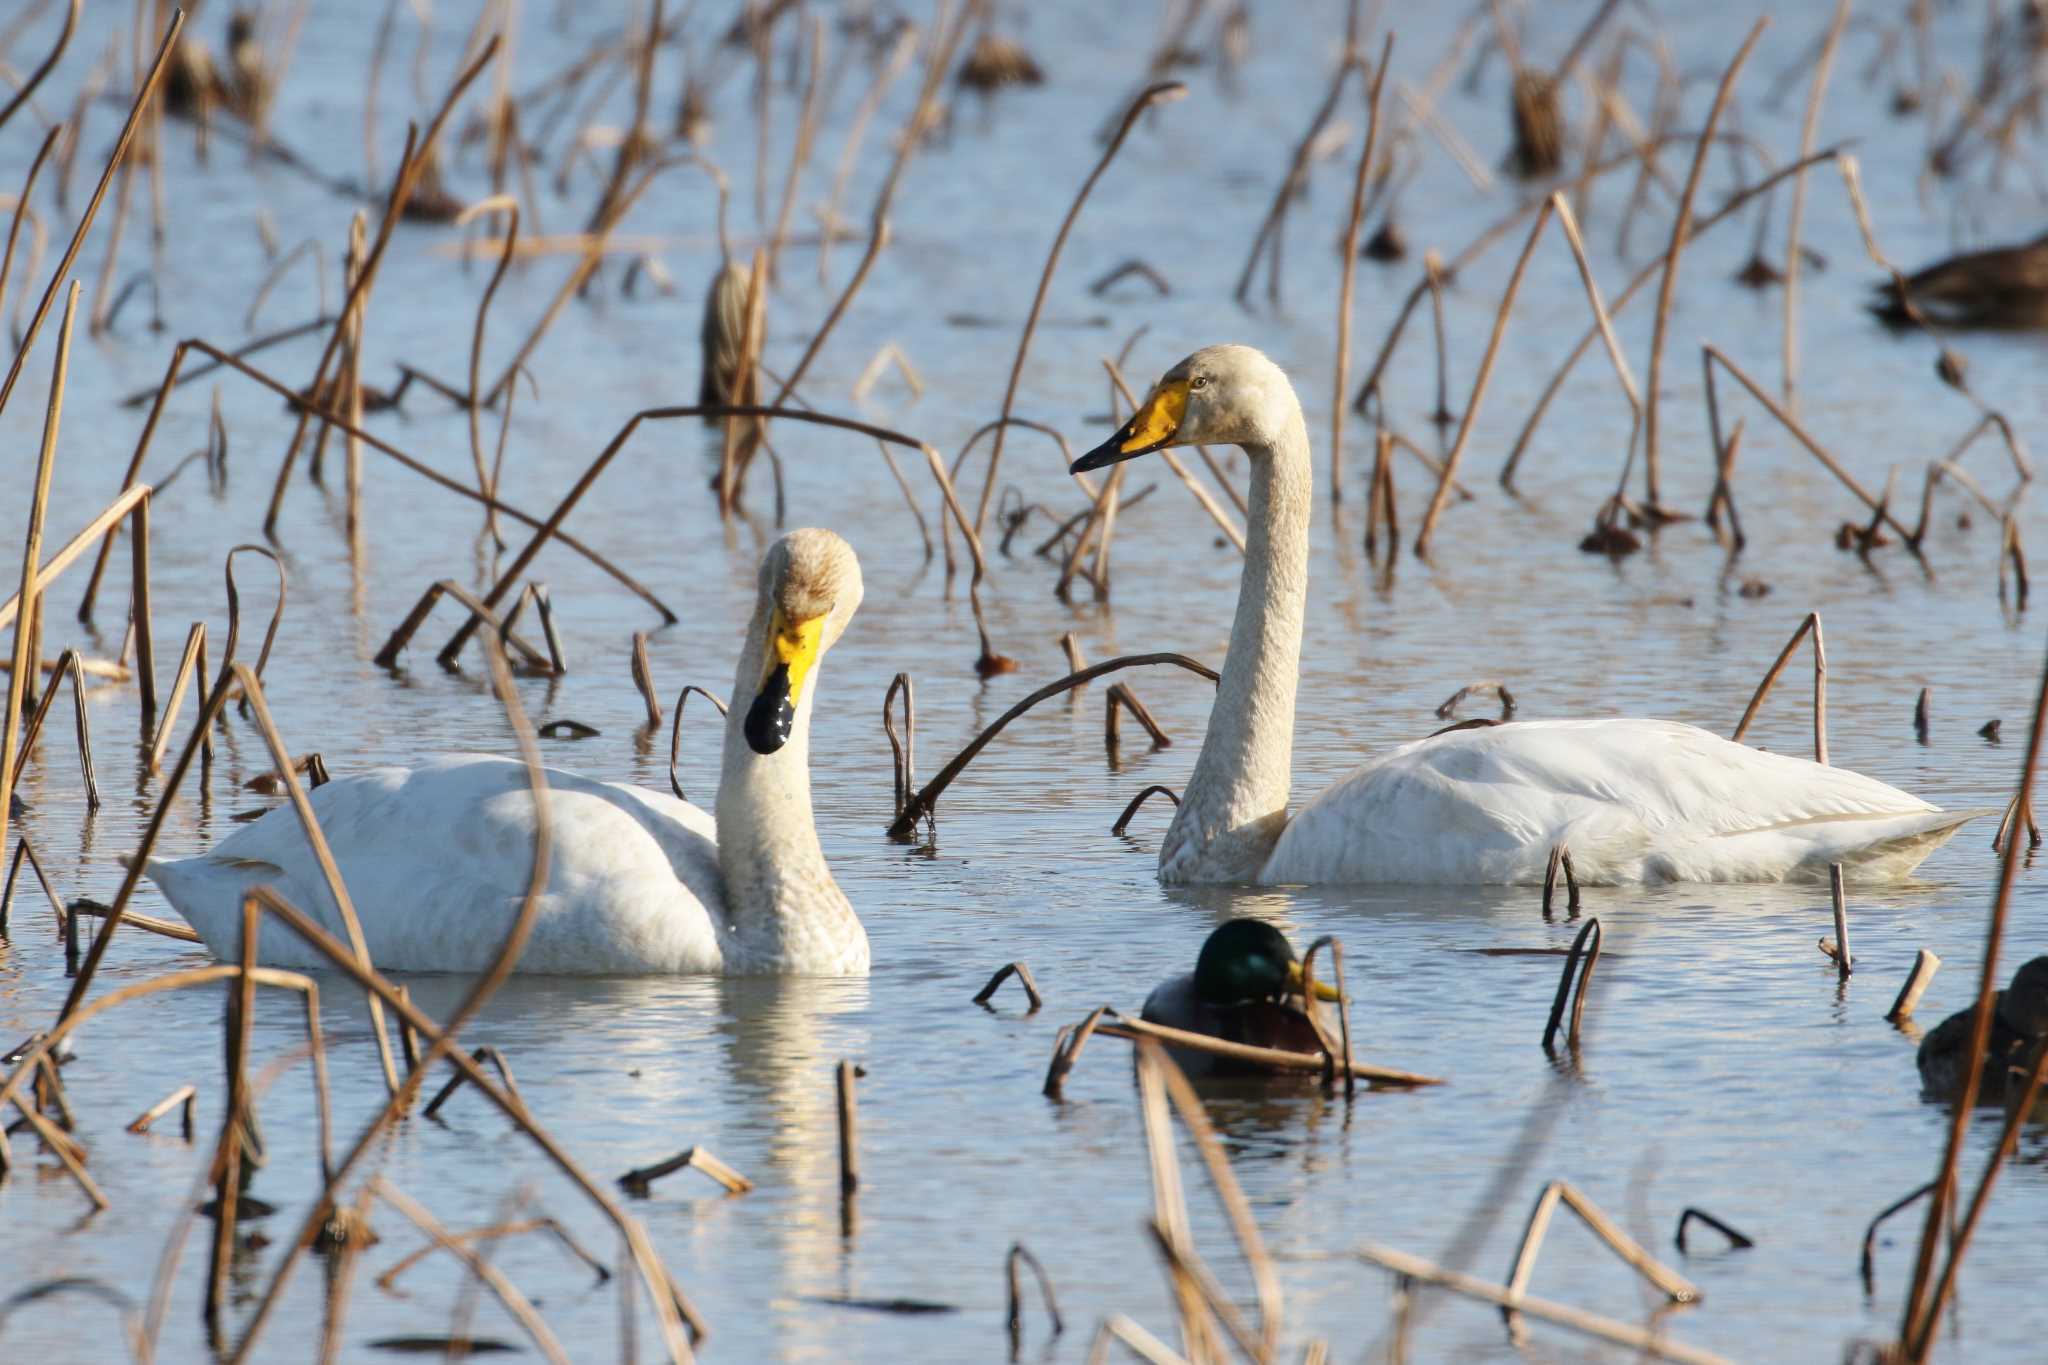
1071,344,1296,473
1192,917,1341,1008
742,528,864,755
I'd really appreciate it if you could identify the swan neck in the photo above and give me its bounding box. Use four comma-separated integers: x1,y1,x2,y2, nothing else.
1161,401,1311,881
714,621,860,971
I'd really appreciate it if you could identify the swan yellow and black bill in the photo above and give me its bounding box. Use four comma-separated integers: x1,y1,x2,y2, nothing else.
743,610,826,755
1285,959,1344,1002
1071,378,1187,473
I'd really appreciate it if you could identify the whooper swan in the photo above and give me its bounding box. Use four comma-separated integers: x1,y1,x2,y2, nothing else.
1072,344,1985,887
146,529,868,974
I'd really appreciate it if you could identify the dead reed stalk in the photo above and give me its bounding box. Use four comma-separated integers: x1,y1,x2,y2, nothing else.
1673,1208,1753,1254
1898,630,2048,1358
1502,1178,1698,1352
1780,0,1851,402
1112,785,1180,836
666,684,727,804
973,962,1042,1013
886,653,1218,841
1731,612,1827,757
974,81,1187,536
1887,949,1941,1022
619,1147,754,1197
836,1059,861,1196
0,279,77,877
1542,917,1601,1050
1356,1246,1730,1364
1414,197,1555,558
1641,19,1767,512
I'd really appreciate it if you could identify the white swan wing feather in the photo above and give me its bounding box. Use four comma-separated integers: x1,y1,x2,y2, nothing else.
145,754,728,972
1260,718,1985,885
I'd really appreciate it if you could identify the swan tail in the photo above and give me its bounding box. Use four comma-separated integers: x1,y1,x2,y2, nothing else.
138,853,285,961
1819,806,1998,883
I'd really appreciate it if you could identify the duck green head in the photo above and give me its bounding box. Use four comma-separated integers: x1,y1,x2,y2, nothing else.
1192,918,1342,1008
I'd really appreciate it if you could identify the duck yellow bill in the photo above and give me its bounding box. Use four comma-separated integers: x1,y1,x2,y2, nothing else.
1070,379,1187,473
1286,959,1344,1002
743,610,826,755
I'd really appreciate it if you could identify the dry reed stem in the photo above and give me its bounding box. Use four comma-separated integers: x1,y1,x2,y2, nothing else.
631,632,662,727
1731,611,1827,758
1357,1246,1730,1364
1673,1207,1753,1253
1703,345,1916,544
127,1084,198,1138
0,280,76,884
421,1045,522,1120
836,1059,860,1196
113,314,332,407
1236,40,1363,307
7,642,97,813
373,580,551,673
1300,935,1357,1098
145,621,209,773
1104,683,1171,750
235,667,400,1097
1330,35,1395,503
887,654,1218,840
1005,1242,1063,1353
1,836,65,934
619,1147,754,1197
90,339,675,625
1780,0,1851,402
371,1180,571,1365
1413,197,1555,558
1094,1013,1441,1087
227,885,701,1357
1898,630,2048,1357
1042,1004,1110,1100
1153,1031,1288,1354
667,685,727,804
1132,1040,1214,1359
455,194,520,543
975,81,1188,536
973,962,1043,1013
1541,917,1601,1050
262,40,500,532
1085,1313,1190,1365
431,402,993,671
1830,864,1853,980
227,643,700,1360
884,673,915,821
0,0,78,133
0,127,60,328
377,1214,611,1292
1888,949,1941,1023
1640,19,1768,510
66,897,199,944
1499,144,1849,489
1502,1177,1697,1350
1112,784,1180,836
1912,1035,2048,1356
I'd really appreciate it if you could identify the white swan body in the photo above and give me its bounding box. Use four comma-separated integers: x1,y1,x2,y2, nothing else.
1262,718,1981,885
1072,346,1984,886
145,530,869,974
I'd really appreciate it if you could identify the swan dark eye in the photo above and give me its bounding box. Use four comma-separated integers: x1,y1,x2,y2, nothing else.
1189,376,1210,391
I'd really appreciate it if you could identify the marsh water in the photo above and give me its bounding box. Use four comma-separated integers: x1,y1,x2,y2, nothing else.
4,1,2048,1359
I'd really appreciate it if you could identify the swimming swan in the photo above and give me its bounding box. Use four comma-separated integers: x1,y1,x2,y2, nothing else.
1071,344,1984,886
145,529,868,974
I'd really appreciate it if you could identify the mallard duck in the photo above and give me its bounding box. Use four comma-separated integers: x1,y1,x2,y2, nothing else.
1870,231,2048,328
1141,918,1342,1077
145,530,868,975
1917,955,2048,1102
1071,345,1987,886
